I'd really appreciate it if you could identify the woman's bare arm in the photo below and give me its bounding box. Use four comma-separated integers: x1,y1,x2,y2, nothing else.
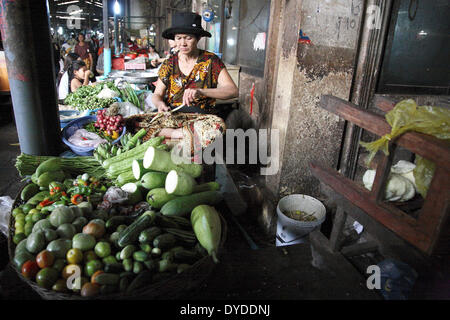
183,68,238,105
152,78,171,112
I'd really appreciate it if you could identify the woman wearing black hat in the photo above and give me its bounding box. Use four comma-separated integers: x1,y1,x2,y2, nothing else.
152,12,238,116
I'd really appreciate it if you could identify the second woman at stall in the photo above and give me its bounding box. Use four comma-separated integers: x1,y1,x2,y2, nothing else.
69,60,92,93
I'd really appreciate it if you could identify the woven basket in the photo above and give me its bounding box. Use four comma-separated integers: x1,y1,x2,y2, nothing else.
8,185,227,300
125,112,225,143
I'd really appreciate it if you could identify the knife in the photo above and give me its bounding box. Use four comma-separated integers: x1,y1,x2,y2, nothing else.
148,104,185,124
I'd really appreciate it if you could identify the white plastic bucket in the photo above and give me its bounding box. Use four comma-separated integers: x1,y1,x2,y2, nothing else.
275,194,326,247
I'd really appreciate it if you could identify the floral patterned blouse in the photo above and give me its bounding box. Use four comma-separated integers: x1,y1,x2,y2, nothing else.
158,50,226,111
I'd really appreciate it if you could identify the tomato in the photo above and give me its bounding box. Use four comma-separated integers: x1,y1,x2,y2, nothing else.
52,279,69,292
36,267,59,289
72,276,89,293
83,250,98,263
83,221,105,239
81,282,100,297
21,260,40,279
84,259,103,277
12,207,24,217
36,250,55,268
52,259,67,272
62,264,81,279
94,241,111,258
91,270,104,284
66,248,83,264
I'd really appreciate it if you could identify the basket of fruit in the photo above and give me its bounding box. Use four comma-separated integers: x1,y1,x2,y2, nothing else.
8,155,227,300
61,111,126,156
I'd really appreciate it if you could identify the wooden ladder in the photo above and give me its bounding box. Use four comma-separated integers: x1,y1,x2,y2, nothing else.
309,95,450,262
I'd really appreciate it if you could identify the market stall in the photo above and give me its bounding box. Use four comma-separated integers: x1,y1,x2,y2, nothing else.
7,90,230,298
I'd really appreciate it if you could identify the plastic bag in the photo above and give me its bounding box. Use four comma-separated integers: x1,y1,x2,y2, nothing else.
378,259,417,300
0,196,13,237
97,84,119,99
68,129,108,148
413,156,435,199
102,187,128,204
116,102,145,117
360,99,450,198
144,92,158,112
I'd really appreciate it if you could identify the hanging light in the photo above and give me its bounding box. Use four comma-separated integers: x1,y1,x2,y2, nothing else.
58,27,64,35
114,0,121,15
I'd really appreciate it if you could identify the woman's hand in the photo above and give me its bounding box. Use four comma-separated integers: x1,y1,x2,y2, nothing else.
183,88,201,106
157,103,171,113
84,70,92,80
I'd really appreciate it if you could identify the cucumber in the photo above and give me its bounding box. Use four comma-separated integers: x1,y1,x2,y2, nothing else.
100,285,117,295
123,258,133,272
104,263,123,274
161,251,174,262
174,249,200,264
35,157,62,178
26,191,51,206
105,216,134,232
119,277,130,292
133,251,149,262
95,273,120,286
160,191,223,217
158,260,177,273
21,183,40,201
143,146,202,178
146,188,177,209
133,261,144,274
177,264,191,274
143,259,158,272
140,244,152,253
120,244,137,260
37,170,66,188
191,205,222,264
153,233,177,251
138,227,162,244
165,170,197,196
132,159,153,180
117,211,157,248
140,171,167,190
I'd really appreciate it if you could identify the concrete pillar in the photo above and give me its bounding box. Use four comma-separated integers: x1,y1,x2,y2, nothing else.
263,0,364,198
263,0,304,197
0,0,61,156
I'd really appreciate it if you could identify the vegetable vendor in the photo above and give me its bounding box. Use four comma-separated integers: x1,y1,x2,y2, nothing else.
150,12,238,146
69,60,92,93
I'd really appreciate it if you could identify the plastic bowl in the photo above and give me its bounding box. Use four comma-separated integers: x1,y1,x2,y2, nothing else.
61,115,126,156
276,194,326,240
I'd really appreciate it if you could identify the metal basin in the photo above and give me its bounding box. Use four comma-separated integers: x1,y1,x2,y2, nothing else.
122,72,158,84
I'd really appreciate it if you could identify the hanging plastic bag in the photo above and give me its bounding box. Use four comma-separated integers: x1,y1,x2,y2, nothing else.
360,99,450,198
0,196,14,237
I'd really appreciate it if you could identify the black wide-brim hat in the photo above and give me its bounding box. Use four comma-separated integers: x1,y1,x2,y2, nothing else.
162,12,212,40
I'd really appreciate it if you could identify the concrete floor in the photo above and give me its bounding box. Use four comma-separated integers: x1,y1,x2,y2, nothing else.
0,116,444,300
